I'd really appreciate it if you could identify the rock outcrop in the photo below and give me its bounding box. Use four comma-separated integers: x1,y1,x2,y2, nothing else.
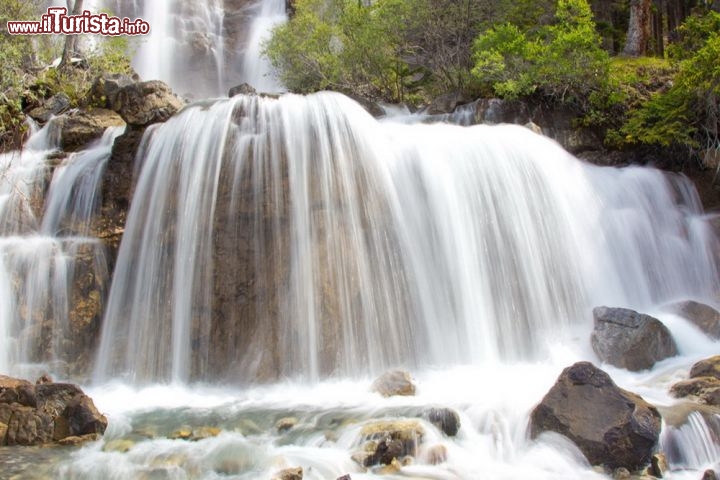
530,362,662,471
27,93,71,123
591,306,678,371
111,80,183,127
0,375,106,446
88,73,139,109
94,80,184,276
56,108,125,151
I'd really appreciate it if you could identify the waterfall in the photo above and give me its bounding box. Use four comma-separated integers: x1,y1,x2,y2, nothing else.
93,92,720,384
0,122,117,379
101,0,287,96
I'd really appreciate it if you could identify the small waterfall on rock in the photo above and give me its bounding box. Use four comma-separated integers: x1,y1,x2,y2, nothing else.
103,0,286,96
0,122,117,379
94,92,719,385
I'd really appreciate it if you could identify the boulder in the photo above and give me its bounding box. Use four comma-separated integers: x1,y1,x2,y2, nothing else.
0,375,106,446
690,355,720,380
703,470,719,480
88,73,139,109
670,376,720,405
667,300,720,339
275,417,298,433
56,108,125,151
425,407,460,436
530,362,662,471
371,370,416,397
228,83,256,97
27,92,71,123
591,306,678,371
111,80,183,127
271,467,303,480
354,419,424,467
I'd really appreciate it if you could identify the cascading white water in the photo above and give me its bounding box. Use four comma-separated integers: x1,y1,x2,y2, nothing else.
239,0,287,92
106,0,286,96
94,92,720,385
0,121,117,379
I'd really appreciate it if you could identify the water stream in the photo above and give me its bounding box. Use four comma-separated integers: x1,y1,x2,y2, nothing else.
1,2,719,479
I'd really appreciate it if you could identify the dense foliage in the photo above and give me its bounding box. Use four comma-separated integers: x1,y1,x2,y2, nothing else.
266,0,719,162
0,3,133,150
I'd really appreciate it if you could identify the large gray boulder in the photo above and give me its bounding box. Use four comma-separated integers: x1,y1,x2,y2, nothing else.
530,362,662,471
591,306,678,371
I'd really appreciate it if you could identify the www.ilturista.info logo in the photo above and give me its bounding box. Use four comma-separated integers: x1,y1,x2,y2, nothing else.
6,7,150,36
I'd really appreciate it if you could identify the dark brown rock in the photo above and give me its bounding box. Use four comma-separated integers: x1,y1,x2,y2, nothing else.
371,370,416,397
425,407,460,436
591,306,678,371
112,80,183,127
530,362,662,471
56,108,125,151
667,300,720,339
0,376,106,446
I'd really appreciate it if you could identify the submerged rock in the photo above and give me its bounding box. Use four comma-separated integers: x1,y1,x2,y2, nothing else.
271,466,303,480
371,370,416,397
666,300,720,339
275,417,298,433
354,419,424,467
530,362,661,471
0,375,107,446
591,306,678,371
425,407,460,436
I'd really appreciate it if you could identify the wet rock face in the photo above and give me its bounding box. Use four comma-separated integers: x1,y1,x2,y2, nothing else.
591,306,678,371
57,108,125,152
530,362,662,471
0,375,106,446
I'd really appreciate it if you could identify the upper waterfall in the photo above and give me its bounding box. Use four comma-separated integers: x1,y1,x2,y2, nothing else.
93,92,720,384
96,0,287,96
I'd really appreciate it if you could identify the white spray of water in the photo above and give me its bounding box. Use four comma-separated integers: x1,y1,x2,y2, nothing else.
93,92,719,385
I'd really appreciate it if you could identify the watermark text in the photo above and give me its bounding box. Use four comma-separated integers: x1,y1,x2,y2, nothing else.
6,8,150,36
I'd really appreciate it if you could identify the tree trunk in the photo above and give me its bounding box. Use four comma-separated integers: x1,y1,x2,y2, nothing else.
59,0,84,70
623,0,652,56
